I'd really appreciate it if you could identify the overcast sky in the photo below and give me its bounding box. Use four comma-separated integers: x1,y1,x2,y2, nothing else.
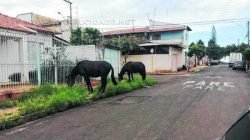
1,0,250,46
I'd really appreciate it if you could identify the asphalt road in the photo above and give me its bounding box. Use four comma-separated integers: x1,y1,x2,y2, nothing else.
1,64,250,140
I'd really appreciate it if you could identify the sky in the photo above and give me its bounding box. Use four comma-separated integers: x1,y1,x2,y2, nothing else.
1,0,250,46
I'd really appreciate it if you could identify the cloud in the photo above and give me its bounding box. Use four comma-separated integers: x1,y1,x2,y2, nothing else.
1,0,249,26
0,0,250,45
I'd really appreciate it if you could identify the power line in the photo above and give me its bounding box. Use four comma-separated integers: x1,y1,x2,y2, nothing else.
78,2,250,20
179,17,250,25
85,17,250,31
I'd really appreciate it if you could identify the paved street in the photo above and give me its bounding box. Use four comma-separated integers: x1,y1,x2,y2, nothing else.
1,64,250,140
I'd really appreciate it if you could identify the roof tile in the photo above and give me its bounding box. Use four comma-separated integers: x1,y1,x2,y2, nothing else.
102,26,191,36
0,13,53,33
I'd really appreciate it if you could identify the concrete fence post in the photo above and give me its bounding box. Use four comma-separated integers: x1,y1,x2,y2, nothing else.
36,46,41,86
54,45,58,85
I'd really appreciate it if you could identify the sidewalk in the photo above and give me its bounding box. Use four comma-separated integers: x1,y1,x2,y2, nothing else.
149,65,208,76
189,65,208,73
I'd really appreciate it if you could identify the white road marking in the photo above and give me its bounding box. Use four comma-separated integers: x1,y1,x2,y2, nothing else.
209,82,220,86
205,85,214,90
183,81,195,85
195,81,206,86
183,85,194,89
182,81,235,91
224,82,235,88
193,85,203,89
5,127,26,135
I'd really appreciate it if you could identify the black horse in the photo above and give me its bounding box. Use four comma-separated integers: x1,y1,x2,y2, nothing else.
66,60,117,93
119,61,146,82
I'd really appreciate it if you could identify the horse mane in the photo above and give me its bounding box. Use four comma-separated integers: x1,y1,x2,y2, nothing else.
120,64,127,75
70,65,79,77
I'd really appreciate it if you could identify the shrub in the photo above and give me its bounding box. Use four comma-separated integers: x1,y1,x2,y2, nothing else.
0,100,18,109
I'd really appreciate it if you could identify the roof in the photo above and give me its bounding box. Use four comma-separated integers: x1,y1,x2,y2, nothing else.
103,27,149,36
17,12,62,26
139,40,183,47
0,13,53,34
53,36,71,46
102,25,191,36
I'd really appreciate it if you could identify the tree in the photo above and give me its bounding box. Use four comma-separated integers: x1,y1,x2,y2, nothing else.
70,27,82,45
197,40,205,46
239,43,248,53
244,48,250,70
187,44,205,59
70,27,101,45
206,26,225,60
223,43,248,56
206,44,224,60
224,44,237,56
189,42,195,48
104,35,146,62
187,41,206,66
244,48,250,61
208,39,216,48
211,25,217,44
197,40,205,51
82,27,101,45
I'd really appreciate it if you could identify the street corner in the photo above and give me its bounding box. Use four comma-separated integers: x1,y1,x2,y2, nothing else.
189,65,208,73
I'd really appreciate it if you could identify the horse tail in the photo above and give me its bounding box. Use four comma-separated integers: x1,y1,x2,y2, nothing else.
141,64,146,80
111,66,118,85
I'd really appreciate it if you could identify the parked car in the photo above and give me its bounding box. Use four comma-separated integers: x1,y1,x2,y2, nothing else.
210,59,220,65
220,107,250,140
232,61,246,70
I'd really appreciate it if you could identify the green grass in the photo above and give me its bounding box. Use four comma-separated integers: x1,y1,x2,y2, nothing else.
0,76,156,130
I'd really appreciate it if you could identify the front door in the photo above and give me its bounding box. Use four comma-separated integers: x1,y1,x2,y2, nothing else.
171,54,177,72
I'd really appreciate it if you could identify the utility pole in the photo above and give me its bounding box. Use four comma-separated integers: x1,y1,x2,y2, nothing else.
248,21,249,47
238,38,240,52
64,0,73,32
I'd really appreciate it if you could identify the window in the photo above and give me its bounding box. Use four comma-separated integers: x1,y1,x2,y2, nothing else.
156,46,169,54
152,33,161,40
27,41,38,62
124,45,169,55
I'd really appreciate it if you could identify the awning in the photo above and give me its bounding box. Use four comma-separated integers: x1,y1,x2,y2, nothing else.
139,43,160,47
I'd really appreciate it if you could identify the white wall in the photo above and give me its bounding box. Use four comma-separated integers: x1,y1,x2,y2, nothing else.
171,47,185,68
121,54,171,73
120,46,185,73
64,45,98,63
104,48,120,77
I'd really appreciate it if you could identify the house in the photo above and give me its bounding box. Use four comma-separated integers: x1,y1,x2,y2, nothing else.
17,13,121,76
103,21,192,73
17,12,79,42
0,13,55,83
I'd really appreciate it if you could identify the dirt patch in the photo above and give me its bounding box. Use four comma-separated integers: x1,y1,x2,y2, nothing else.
0,107,19,118
0,85,35,102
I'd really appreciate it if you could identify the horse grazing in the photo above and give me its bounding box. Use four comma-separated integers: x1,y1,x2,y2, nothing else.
66,60,117,93
119,61,146,82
